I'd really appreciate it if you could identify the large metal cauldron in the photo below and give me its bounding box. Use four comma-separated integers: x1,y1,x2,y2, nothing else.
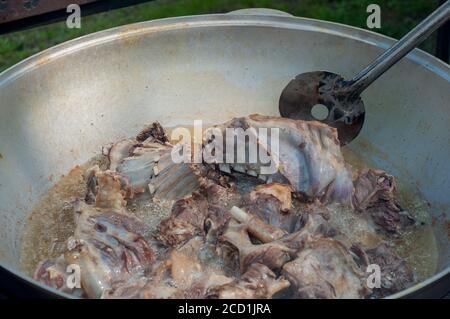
0,9,448,298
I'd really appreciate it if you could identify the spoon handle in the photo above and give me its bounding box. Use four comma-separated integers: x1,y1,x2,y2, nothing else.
345,0,450,97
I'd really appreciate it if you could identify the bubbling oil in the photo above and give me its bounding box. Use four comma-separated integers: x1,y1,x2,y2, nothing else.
341,147,439,281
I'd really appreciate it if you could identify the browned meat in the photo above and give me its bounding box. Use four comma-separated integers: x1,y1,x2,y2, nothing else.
241,183,301,233
221,202,335,273
171,192,209,229
195,164,235,189
249,183,292,211
282,238,370,299
365,242,415,298
84,166,131,210
204,205,231,238
153,168,242,249
154,192,209,246
353,169,414,235
136,121,169,143
154,218,198,247
207,263,290,299
203,182,240,209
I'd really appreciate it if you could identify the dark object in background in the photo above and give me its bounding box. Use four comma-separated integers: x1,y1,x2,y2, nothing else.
0,0,154,34
437,0,450,61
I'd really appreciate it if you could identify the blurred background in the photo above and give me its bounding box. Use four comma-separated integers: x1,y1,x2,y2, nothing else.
0,0,446,72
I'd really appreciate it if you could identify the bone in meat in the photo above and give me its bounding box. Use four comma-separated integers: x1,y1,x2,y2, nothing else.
207,263,290,299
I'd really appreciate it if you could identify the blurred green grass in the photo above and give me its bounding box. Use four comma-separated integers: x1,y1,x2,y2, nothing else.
0,0,440,72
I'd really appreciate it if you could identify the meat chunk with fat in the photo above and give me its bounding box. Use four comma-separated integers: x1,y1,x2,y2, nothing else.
282,238,370,299
154,169,242,248
84,166,131,210
241,183,301,233
154,192,209,246
248,183,292,211
65,201,155,298
353,169,414,235
365,242,414,297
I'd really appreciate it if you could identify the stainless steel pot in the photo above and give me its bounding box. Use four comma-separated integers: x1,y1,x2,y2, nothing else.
0,9,448,298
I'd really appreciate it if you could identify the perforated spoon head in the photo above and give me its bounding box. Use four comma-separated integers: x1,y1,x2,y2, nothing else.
279,71,365,145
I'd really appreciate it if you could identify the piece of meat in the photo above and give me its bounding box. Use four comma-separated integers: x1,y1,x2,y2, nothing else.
136,121,169,143
153,171,241,249
65,201,155,298
104,122,200,201
101,277,169,299
154,192,209,246
207,263,290,299
154,218,198,247
228,206,287,243
282,238,370,299
204,205,231,239
222,203,335,272
115,142,169,193
149,155,201,202
209,114,354,204
194,163,235,188
221,219,294,271
241,183,300,232
352,169,414,235
103,266,233,299
104,237,234,299
33,255,82,296
197,166,241,209
170,192,209,229
84,166,131,210
280,203,335,252
194,166,242,236
162,236,235,297
365,242,415,297
106,121,166,170
249,183,292,211
107,139,139,171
